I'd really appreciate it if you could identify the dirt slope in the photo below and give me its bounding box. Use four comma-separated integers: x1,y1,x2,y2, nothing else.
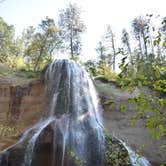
95,80,166,166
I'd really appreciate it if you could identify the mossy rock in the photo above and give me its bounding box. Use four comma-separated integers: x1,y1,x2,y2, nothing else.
105,133,130,166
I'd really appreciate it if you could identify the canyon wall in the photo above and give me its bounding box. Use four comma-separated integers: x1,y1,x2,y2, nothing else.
0,77,46,151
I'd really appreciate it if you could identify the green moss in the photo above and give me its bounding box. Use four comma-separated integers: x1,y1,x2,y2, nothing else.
0,125,21,138
105,131,130,166
0,65,13,76
67,147,84,166
0,64,41,79
14,69,41,79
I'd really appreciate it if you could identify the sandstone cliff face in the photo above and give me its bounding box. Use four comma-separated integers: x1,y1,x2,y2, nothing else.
0,76,46,151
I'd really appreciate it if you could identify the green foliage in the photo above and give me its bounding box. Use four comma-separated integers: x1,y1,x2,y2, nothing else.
0,18,55,72
0,17,64,72
103,99,112,105
0,6,86,71
119,58,166,95
6,55,26,69
96,41,108,63
129,93,166,139
58,3,86,57
120,104,127,113
105,132,130,166
0,12,165,142
84,60,98,76
102,99,116,110
161,161,166,166
0,63,13,76
67,147,84,166
118,16,166,138
96,63,118,82
23,17,62,71
95,25,117,71
0,59,41,79
70,55,80,62
15,69,41,79
84,61,119,83
0,125,21,138
119,52,166,139
0,17,15,63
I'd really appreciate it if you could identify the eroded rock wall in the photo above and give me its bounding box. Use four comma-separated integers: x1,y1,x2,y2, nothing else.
0,78,46,123
0,77,46,151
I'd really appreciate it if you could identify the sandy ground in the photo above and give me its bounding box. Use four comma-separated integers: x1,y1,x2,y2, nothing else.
95,80,166,166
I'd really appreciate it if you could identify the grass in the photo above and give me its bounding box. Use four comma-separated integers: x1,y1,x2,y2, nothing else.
0,64,14,76
14,69,41,79
0,64,41,79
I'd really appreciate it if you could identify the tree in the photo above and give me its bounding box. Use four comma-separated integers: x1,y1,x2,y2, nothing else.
58,3,86,58
34,17,62,69
132,16,150,59
22,26,36,50
104,25,116,70
119,16,166,139
161,17,166,37
84,60,98,76
24,17,62,71
96,41,107,64
121,29,133,64
160,17,166,56
95,25,117,70
0,17,15,63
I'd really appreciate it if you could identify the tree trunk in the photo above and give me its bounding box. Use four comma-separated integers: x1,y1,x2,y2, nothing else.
111,36,116,71
142,31,148,59
127,41,133,65
34,46,44,71
70,36,74,58
138,36,143,59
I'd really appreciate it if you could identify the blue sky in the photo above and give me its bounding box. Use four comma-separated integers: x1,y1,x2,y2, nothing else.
0,0,165,61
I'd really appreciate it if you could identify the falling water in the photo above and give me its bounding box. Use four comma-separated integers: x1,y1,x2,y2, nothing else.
0,59,151,166
119,139,151,166
22,117,55,166
21,59,106,166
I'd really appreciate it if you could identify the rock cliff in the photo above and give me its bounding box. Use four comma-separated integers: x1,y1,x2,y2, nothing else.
0,76,46,151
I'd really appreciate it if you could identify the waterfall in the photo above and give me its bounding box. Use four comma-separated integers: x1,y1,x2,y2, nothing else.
21,59,106,166
119,139,151,166
0,59,151,166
